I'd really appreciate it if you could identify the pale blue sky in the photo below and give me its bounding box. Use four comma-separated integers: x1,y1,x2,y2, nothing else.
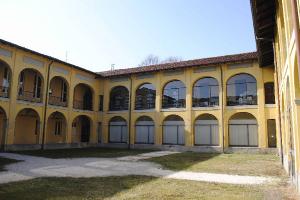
0,0,256,72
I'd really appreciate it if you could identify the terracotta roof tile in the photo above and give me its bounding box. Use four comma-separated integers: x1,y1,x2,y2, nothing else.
98,52,258,77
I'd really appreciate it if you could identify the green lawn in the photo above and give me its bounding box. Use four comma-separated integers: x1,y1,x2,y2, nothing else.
147,152,286,177
0,157,20,171
12,147,154,159
0,176,281,200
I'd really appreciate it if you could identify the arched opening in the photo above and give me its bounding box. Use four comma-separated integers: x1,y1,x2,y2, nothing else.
194,114,219,146
109,86,129,111
226,73,257,106
17,69,44,103
14,108,40,144
73,83,93,111
71,115,91,143
162,80,186,109
193,77,219,107
135,116,154,144
109,116,127,143
163,115,185,145
0,107,7,149
135,83,156,110
264,82,275,104
46,112,67,144
0,60,11,98
229,112,258,147
49,76,68,107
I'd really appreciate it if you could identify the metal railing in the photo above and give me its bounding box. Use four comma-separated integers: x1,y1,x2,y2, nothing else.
49,95,67,107
0,86,9,98
17,90,42,103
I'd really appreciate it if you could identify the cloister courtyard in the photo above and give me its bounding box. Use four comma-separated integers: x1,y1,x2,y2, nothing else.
0,148,299,200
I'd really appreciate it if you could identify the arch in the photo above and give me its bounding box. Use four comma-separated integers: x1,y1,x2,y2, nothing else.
71,115,92,143
49,76,69,107
228,112,258,147
109,116,128,143
0,107,7,149
163,115,185,145
264,82,275,104
109,86,129,111
162,80,186,109
135,83,156,110
0,60,11,98
194,114,219,146
193,77,219,107
73,83,93,110
46,111,67,144
18,68,44,103
226,73,257,106
14,108,40,144
135,116,155,144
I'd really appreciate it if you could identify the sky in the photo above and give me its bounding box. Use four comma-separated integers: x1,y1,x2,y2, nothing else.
0,0,256,72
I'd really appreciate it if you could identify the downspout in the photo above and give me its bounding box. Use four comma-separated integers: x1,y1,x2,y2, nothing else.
220,65,225,153
128,76,133,150
41,60,54,150
273,42,284,163
291,0,300,85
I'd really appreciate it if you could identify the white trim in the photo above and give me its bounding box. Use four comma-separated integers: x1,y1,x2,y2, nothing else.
226,105,258,110
161,108,186,112
192,106,220,111
265,104,277,108
134,109,156,113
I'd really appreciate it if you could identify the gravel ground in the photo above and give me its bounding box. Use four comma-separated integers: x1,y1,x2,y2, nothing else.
0,151,278,185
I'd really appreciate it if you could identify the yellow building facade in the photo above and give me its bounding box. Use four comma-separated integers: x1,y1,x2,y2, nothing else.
251,0,300,192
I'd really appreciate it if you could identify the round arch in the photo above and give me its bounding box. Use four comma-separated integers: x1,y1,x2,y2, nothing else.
109,116,128,143
163,115,185,145
135,83,156,110
135,116,155,144
46,111,67,144
0,60,12,98
49,76,69,107
71,115,92,143
73,83,94,111
162,80,186,109
228,112,258,147
109,86,129,111
194,114,219,146
226,73,257,106
0,107,7,148
14,108,40,145
192,77,219,107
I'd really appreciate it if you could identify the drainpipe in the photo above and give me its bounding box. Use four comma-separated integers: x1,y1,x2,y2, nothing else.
220,65,225,153
291,0,300,86
128,76,133,150
41,60,54,150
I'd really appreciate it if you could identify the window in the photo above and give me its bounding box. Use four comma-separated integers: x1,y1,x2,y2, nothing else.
135,83,156,110
267,119,277,148
162,80,186,109
193,77,219,107
229,113,258,147
109,117,127,143
109,86,129,111
264,82,275,104
55,120,62,135
227,74,257,106
99,95,104,111
135,116,154,144
194,114,219,146
163,115,185,145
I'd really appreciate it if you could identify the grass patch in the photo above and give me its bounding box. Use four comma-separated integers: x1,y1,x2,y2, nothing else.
0,157,20,171
0,176,282,200
12,147,154,159
147,152,286,177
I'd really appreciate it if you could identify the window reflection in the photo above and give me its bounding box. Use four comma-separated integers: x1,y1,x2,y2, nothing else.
162,80,186,108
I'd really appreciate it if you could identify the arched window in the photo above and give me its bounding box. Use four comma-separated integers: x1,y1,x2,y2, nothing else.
109,86,129,111
0,60,11,98
227,74,257,106
135,116,154,144
135,83,156,110
194,114,219,146
229,113,258,147
163,115,185,145
109,117,127,143
72,115,91,143
73,84,93,111
162,80,186,109
49,77,68,107
193,77,219,107
264,82,275,104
